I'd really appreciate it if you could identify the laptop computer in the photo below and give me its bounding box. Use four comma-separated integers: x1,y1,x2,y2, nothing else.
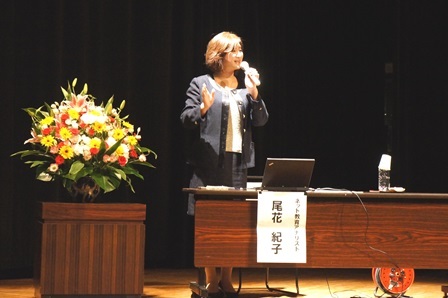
258,158,315,191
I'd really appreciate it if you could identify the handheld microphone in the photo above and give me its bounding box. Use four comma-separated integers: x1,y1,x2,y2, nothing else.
240,61,261,86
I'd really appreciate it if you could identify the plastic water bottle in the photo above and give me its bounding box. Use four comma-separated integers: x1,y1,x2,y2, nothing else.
378,154,391,192
378,168,390,192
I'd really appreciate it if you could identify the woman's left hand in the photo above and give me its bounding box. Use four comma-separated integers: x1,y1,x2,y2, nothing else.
244,67,260,100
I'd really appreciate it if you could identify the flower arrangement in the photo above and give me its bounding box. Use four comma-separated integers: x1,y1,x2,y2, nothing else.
11,79,157,198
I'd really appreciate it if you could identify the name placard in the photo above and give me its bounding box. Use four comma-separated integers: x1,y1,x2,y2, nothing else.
257,191,307,263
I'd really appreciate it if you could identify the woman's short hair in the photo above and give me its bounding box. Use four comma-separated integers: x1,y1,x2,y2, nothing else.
205,32,242,73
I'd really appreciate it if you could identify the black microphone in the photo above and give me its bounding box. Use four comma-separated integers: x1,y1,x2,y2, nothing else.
240,61,261,86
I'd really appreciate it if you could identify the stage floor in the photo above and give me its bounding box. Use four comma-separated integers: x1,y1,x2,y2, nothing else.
0,268,447,298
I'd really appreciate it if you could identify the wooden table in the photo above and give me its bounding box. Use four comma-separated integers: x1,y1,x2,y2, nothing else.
185,188,448,296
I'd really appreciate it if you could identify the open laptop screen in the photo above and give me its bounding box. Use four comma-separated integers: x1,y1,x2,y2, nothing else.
260,158,315,191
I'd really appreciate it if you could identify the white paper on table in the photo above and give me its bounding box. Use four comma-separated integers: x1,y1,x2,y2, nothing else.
256,191,307,263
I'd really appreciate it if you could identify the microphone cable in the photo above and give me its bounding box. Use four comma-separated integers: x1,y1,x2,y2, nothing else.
314,187,401,268
314,187,402,298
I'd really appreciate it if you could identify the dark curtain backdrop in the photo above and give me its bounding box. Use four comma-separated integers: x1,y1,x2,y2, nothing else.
1,0,447,278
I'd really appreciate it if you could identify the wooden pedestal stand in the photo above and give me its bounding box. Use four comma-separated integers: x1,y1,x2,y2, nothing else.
34,202,146,298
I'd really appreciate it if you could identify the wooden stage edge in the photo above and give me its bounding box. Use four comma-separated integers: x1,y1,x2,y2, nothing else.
1,268,448,298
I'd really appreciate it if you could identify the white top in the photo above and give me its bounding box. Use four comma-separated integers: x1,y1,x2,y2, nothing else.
209,77,243,153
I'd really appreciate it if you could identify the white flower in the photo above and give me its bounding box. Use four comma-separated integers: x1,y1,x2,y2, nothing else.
72,143,85,156
70,120,79,129
80,108,108,125
81,135,91,144
48,163,59,172
106,136,117,148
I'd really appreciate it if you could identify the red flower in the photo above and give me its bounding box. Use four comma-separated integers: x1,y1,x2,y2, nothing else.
70,128,80,135
129,149,138,158
60,113,69,123
42,127,52,135
87,127,95,136
90,148,99,155
55,155,65,165
118,156,127,166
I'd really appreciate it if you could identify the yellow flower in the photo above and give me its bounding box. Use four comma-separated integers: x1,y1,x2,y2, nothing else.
115,144,125,156
40,135,56,147
122,121,134,132
89,137,101,149
112,128,125,141
92,121,106,133
59,145,74,159
40,116,54,126
59,127,72,140
67,108,80,120
127,135,138,146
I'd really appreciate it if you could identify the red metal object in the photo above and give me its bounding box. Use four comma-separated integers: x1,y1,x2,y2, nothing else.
372,267,415,297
